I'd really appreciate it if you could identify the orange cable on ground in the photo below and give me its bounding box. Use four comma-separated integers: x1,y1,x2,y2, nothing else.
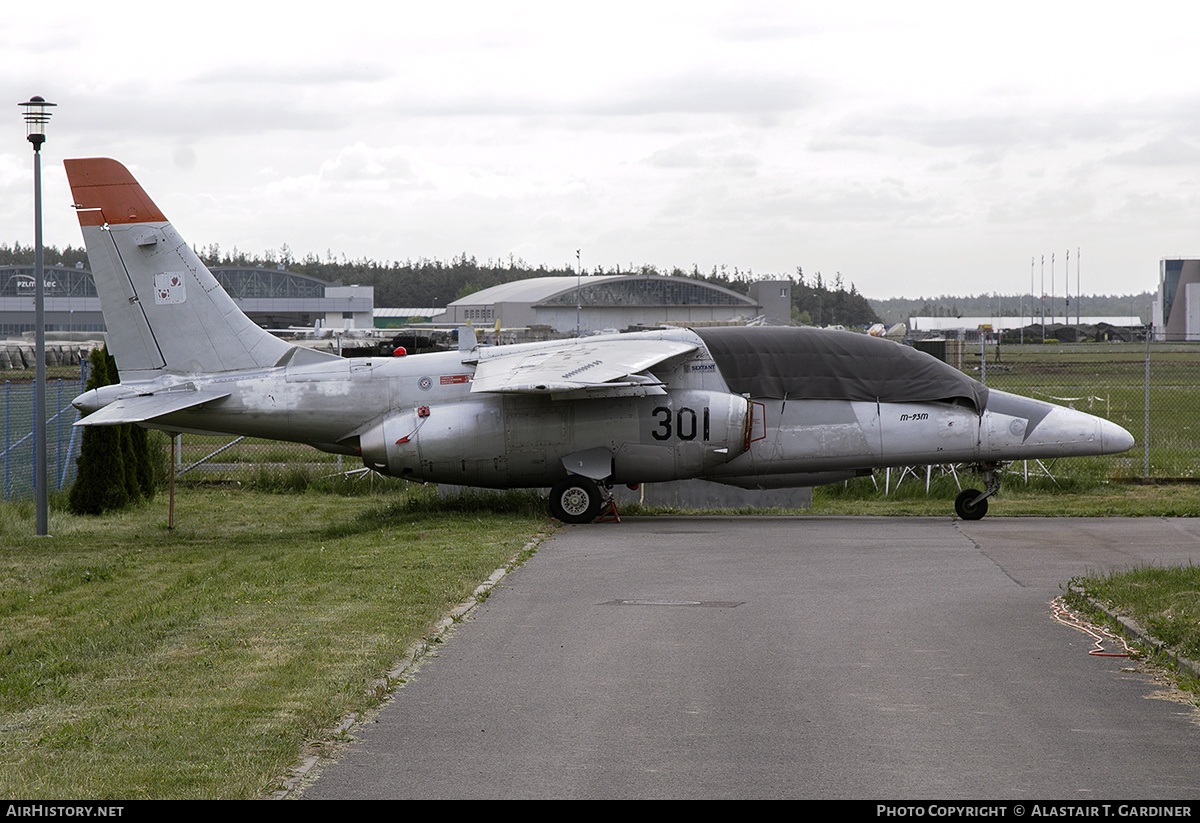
1051,596,1133,657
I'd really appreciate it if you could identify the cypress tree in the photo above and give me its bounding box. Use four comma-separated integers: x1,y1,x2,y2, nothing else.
106,348,148,502
129,424,156,501
68,347,128,514
67,346,155,514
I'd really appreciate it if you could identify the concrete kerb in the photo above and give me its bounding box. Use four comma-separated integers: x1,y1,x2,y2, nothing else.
270,530,548,799
1069,583,1200,684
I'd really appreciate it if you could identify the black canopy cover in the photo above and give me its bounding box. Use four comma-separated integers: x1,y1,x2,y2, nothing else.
693,326,988,413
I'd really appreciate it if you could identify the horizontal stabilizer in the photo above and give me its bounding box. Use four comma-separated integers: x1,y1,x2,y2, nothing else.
75,389,230,426
470,338,696,395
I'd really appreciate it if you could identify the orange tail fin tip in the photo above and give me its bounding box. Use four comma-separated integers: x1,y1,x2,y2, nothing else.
65,158,167,227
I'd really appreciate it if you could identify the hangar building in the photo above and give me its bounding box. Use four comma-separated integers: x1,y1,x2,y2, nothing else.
443,274,788,333
0,264,373,336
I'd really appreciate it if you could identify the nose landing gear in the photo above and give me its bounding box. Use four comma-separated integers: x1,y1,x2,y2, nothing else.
954,462,1003,520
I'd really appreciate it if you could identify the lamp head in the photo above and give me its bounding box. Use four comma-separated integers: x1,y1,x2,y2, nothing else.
18,96,55,150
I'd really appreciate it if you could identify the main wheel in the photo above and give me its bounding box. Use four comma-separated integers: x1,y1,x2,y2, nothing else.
549,476,603,524
954,488,988,520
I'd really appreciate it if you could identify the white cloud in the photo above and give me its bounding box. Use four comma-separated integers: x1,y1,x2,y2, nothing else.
4,1,1200,297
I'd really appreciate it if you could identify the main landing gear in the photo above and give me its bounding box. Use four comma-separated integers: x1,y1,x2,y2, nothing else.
954,462,1003,521
548,475,620,524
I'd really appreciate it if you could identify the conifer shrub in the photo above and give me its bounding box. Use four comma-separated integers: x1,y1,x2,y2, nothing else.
67,347,155,515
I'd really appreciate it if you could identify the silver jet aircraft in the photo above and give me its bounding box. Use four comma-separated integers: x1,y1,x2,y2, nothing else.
64,158,1135,522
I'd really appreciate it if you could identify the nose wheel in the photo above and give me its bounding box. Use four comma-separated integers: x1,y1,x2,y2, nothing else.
954,489,988,520
954,462,1003,520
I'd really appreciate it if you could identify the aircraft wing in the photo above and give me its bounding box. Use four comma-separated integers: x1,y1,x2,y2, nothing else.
470,338,697,398
75,389,231,426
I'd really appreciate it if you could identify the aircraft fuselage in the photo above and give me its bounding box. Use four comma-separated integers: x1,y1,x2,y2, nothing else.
76,329,1133,492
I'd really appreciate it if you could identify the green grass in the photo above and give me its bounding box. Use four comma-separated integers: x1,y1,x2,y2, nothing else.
1066,565,1200,687
0,485,547,799
978,341,1200,477
4,477,1200,797
1,365,84,384
807,469,1200,517
613,468,1200,518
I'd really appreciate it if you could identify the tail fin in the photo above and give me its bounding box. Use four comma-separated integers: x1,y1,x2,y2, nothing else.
64,158,292,380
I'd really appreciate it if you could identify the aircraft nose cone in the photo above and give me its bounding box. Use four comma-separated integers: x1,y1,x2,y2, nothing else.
1101,418,1135,454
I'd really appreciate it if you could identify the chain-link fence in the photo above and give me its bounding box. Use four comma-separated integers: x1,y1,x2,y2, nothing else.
1,372,88,501
2,336,1195,499
168,433,361,485
962,335,1194,483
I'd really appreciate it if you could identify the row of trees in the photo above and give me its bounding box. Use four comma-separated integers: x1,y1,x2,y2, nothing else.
1,241,878,327
789,268,878,327
191,248,882,329
0,241,1153,329
0,241,88,269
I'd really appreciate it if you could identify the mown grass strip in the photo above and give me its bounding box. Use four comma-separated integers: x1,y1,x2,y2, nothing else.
3,475,1199,797
0,485,547,799
809,474,1200,517
614,472,1200,518
1067,565,1200,668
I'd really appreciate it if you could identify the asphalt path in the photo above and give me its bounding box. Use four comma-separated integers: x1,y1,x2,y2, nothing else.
301,516,1200,799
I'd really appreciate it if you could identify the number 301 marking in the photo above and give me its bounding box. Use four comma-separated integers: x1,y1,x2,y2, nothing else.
651,406,710,441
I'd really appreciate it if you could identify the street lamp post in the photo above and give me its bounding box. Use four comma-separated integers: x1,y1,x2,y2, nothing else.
18,96,55,536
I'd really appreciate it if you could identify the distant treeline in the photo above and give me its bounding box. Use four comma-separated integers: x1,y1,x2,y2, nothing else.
0,241,1152,327
0,242,881,327
0,240,881,328
0,241,89,269
191,245,882,328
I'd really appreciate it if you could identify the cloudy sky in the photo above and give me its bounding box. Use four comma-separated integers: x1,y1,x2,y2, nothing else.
1,1,1197,301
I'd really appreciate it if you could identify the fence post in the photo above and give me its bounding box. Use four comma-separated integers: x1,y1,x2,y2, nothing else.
30,380,35,493
62,358,88,493
55,379,62,490
4,381,8,501
1143,330,1150,477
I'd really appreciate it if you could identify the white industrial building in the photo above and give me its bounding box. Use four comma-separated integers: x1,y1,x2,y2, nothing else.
1153,259,1200,340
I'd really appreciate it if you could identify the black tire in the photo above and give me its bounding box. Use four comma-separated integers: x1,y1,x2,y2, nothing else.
549,476,602,524
954,488,988,520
